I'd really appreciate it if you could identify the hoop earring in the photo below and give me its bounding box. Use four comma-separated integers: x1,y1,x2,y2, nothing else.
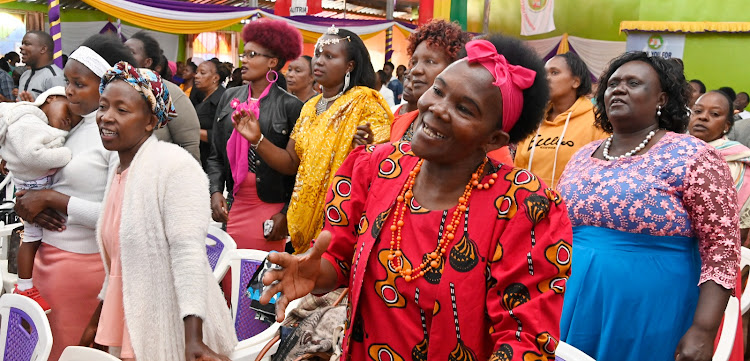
656,105,662,117
343,71,351,92
266,69,278,83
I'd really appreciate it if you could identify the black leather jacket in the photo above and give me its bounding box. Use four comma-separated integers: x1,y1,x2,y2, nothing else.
206,84,303,211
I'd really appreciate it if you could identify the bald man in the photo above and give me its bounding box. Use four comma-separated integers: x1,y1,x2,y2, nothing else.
18,31,65,101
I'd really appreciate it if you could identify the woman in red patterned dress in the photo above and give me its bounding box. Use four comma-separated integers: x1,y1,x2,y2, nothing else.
260,34,571,361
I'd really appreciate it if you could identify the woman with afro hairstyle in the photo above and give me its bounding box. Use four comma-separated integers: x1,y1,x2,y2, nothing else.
557,51,740,361
390,19,471,142
207,19,304,273
232,25,394,253
259,34,571,361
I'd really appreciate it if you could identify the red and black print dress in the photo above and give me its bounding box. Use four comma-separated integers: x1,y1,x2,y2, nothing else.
321,142,572,361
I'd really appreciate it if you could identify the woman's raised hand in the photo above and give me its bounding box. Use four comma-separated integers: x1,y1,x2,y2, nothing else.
352,122,374,147
260,231,332,322
232,109,262,145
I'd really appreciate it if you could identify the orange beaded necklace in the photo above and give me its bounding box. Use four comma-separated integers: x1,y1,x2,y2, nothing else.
388,158,499,282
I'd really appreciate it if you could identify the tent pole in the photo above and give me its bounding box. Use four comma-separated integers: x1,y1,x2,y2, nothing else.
48,0,63,69
386,0,394,63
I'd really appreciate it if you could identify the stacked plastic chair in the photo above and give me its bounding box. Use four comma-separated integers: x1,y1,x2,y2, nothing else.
0,293,52,361
59,346,120,361
227,249,300,361
206,225,237,281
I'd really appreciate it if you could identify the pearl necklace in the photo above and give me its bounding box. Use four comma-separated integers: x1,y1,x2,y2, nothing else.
602,130,657,161
388,158,498,282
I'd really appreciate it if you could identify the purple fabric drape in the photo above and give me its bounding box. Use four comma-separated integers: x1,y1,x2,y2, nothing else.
99,22,127,41
108,1,417,30
279,14,416,29
125,0,258,12
543,43,596,82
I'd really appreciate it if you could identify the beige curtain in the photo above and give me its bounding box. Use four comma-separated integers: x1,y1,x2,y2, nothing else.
189,31,239,67
25,12,45,32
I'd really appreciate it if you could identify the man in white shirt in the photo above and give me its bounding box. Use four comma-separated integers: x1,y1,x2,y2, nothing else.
17,31,65,101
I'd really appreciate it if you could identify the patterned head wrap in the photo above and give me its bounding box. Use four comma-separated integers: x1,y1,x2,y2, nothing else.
99,61,177,128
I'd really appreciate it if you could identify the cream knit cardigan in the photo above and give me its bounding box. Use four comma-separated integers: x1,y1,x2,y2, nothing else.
96,136,237,360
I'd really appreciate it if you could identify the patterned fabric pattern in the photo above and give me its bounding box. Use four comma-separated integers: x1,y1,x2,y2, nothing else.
287,86,393,253
710,138,750,229
321,142,572,361
235,259,271,341
100,61,177,128
4,308,40,361
557,132,740,289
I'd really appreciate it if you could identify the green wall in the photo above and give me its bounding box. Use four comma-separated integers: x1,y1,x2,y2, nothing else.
466,0,750,92
468,0,639,41
683,33,750,94
0,2,108,21
638,0,750,22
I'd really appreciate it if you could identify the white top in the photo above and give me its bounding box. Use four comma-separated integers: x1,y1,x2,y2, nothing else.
0,102,71,181
379,85,396,108
44,111,118,254
739,110,750,120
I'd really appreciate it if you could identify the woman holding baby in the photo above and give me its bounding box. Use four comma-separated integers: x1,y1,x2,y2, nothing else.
12,34,135,360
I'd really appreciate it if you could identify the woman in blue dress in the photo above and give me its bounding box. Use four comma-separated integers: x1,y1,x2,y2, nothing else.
557,52,740,361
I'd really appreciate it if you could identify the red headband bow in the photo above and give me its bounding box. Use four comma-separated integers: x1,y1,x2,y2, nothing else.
465,39,537,133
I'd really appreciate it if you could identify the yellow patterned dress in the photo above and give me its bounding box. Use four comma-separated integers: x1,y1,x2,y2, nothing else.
288,86,393,252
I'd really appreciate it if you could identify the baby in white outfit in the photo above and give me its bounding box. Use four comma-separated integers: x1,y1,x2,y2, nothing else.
0,86,78,312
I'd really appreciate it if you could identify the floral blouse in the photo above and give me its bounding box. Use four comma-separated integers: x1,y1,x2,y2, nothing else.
557,132,740,289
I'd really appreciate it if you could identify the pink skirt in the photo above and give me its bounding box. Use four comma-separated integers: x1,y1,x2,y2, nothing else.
223,174,284,301
34,243,105,361
226,175,285,251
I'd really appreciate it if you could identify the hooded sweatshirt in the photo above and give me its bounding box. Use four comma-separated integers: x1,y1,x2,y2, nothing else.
0,101,71,181
514,97,607,188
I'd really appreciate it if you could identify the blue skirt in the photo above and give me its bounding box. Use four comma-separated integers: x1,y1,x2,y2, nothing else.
560,226,700,361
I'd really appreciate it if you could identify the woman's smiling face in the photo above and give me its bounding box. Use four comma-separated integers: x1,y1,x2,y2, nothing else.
96,80,156,153
411,60,507,164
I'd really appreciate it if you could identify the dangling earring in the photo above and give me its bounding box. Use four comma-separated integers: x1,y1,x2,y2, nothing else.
266,68,279,83
343,71,351,92
656,105,662,117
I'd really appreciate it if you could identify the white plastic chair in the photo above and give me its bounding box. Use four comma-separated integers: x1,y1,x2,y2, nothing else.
227,249,300,361
59,346,121,361
555,341,596,361
740,247,750,314
0,174,13,204
0,293,53,361
206,225,237,281
713,295,740,361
